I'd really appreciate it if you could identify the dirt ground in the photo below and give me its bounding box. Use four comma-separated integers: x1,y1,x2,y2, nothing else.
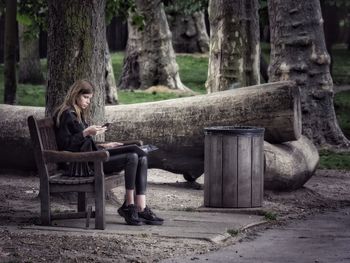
0,168,350,262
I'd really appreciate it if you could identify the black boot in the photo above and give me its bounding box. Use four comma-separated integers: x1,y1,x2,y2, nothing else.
138,206,164,225
118,203,143,226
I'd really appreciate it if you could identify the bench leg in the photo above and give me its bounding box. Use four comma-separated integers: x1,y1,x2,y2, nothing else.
78,192,86,212
94,162,106,230
40,191,51,225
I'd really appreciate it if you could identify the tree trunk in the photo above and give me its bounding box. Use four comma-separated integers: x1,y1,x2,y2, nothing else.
3,0,17,104
268,0,349,148
260,53,269,83
106,16,128,51
105,41,118,104
193,12,210,53
118,0,190,92
0,81,303,189
264,136,319,191
18,24,45,84
206,0,260,93
46,0,106,125
167,11,209,53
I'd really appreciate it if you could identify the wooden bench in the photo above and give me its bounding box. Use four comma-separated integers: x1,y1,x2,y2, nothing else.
28,115,123,230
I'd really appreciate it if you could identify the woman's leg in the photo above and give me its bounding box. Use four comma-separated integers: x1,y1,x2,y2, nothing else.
105,151,143,225
135,156,148,210
134,156,164,225
104,152,139,205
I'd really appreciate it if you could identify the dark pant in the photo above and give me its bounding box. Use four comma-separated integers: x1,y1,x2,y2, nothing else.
103,151,148,195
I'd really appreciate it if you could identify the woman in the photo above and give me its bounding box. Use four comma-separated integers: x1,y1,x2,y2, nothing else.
54,79,163,226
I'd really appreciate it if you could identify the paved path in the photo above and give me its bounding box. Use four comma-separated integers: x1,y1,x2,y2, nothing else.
162,207,350,262
23,210,265,243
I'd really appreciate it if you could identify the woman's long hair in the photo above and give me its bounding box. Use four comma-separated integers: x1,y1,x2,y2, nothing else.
54,79,94,127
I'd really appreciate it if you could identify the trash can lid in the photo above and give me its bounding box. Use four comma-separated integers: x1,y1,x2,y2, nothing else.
204,126,265,135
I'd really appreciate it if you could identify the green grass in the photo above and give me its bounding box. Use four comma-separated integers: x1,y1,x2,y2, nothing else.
332,45,350,85
0,52,206,105
110,52,208,104
319,150,350,170
334,90,350,138
227,229,240,237
117,90,185,104
176,54,208,94
263,211,277,221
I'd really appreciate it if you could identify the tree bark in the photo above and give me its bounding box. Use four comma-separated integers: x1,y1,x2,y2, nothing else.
118,0,190,92
167,11,209,53
206,0,260,93
264,136,319,191
3,0,17,104
46,0,106,125
268,0,349,148
260,53,269,83
105,41,118,104
193,12,210,53
18,24,45,84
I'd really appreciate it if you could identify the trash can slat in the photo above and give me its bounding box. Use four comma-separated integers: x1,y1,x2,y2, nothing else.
222,136,238,207
204,135,211,207
208,135,223,207
237,136,252,208
251,136,264,207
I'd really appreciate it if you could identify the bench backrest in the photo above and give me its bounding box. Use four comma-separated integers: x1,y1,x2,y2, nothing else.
28,116,58,174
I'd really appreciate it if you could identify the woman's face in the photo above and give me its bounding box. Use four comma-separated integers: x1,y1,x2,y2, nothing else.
76,93,93,109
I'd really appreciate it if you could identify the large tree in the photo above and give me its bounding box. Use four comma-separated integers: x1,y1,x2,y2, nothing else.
105,41,118,104
268,0,349,147
167,11,209,53
206,0,260,93
46,0,106,124
164,0,209,53
118,0,190,91
3,0,17,104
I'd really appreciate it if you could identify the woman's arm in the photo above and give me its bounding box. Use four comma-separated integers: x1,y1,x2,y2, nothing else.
56,110,104,151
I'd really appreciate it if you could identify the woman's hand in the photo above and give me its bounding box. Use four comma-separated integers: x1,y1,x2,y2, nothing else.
98,142,124,149
83,125,107,137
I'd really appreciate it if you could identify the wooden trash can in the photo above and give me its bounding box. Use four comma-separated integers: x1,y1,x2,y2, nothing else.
204,126,265,208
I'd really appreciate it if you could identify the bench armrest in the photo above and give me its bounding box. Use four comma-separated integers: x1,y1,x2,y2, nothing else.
43,150,110,163
96,139,143,146
120,140,143,146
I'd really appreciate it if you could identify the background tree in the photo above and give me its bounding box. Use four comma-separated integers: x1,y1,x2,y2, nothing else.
268,0,349,147
46,0,106,125
3,0,17,104
206,0,260,93
118,0,190,91
105,41,118,104
17,0,46,84
164,0,209,53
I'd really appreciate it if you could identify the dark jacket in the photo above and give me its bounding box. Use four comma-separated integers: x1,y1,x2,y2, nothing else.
54,109,97,152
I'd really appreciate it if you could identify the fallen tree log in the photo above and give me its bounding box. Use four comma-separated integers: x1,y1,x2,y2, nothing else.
0,105,43,170
264,136,319,191
0,81,304,189
105,81,301,179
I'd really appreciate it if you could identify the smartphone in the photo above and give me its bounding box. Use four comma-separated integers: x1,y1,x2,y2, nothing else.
102,122,111,128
